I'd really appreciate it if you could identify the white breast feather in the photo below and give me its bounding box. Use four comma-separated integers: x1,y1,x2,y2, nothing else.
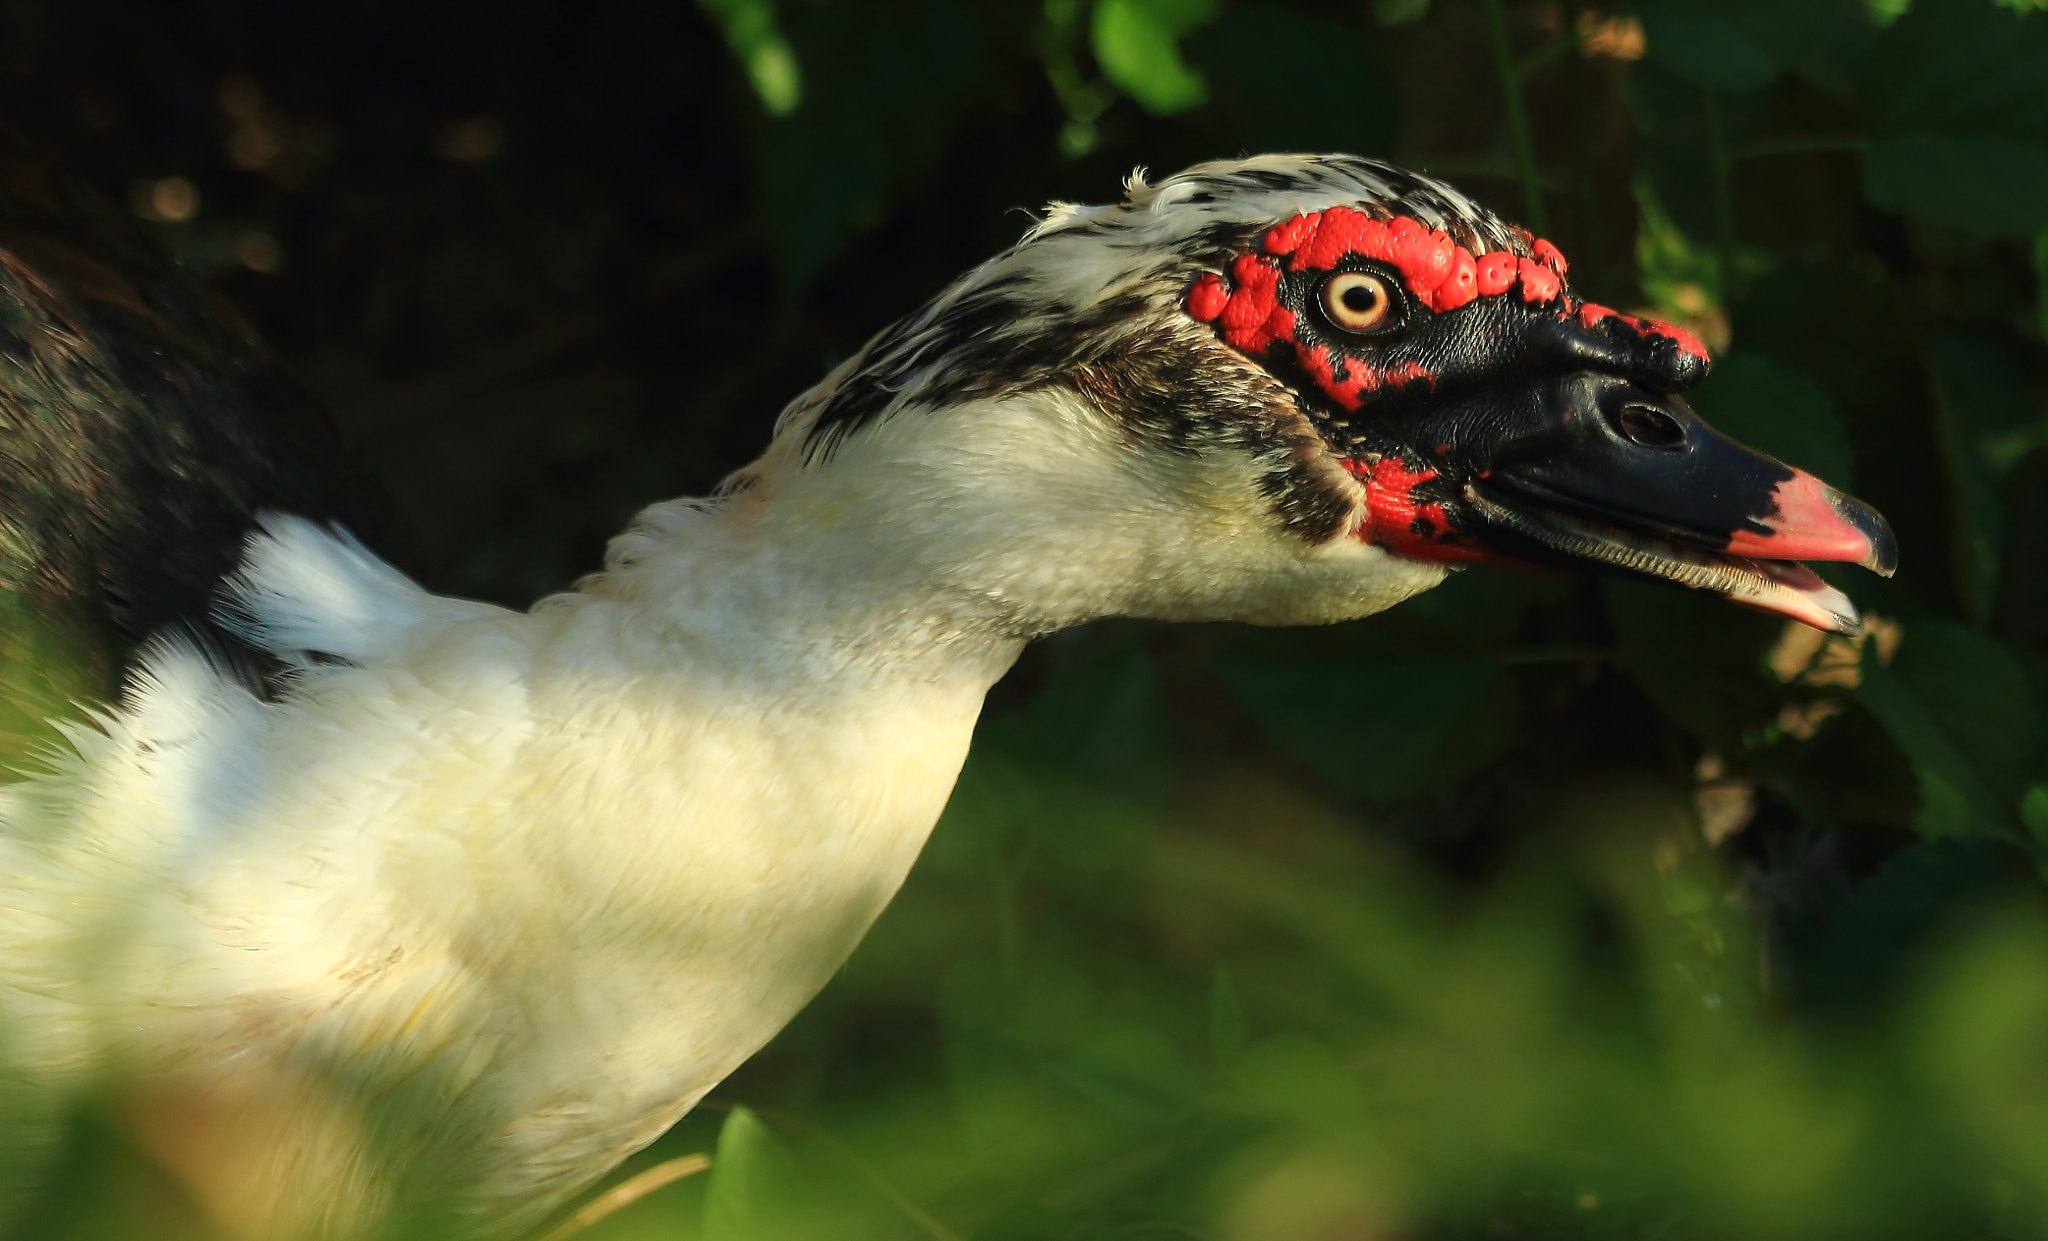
0,485,1020,1237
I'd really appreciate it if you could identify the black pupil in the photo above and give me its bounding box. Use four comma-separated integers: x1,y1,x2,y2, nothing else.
1341,283,1380,314
1618,405,1685,447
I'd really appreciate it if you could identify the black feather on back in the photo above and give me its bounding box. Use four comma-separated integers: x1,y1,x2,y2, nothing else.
0,136,387,766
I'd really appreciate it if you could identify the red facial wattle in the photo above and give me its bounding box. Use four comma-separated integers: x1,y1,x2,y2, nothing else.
1574,301,1710,363
1178,203,1896,634
1341,455,1494,565
1184,207,1710,418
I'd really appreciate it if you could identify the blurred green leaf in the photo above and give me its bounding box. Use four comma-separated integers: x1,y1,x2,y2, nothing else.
1688,352,1857,487
702,1107,796,1241
2037,231,2048,341
2025,784,2048,838
1045,1024,1203,1121
696,0,803,115
1865,134,2048,238
1038,0,1119,155
1321,565,1561,658
1927,336,2011,621
1603,578,1781,750
1090,0,1217,115
1892,623,2039,799
1208,966,1247,1067
1912,907,2048,1194
1639,0,1873,93
1794,840,2007,1010
756,0,995,282
1932,332,2040,475
996,636,1166,775
1994,449,2048,649
1214,656,1514,802
942,747,1156,878
1187,7,1398,155
939,639,1167,876
1858,621,2038,839
1640,2,1782,91
1861,0,2048,236
1233,1034,1372,1132
1633,173,1770,317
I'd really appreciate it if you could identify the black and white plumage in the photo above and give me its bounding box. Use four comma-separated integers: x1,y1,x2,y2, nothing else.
0,148,382,736
0,154,1894,1239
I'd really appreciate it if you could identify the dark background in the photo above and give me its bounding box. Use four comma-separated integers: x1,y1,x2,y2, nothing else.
9,1,2048,1238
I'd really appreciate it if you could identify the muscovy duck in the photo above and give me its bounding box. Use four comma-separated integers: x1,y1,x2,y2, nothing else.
0,153,1895,1239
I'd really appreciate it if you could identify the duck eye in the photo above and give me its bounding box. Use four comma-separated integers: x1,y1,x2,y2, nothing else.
1616,404,1686,448
1320,271,1396,334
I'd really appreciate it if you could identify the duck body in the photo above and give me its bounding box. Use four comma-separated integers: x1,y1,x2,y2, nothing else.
1,383,1440,1238
0,154,1893,1238
5,508,1003,1238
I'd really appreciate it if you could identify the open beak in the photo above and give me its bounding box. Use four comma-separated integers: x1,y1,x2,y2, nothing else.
1367,370,1897,635
1475,374,1894,635
1467,474,1893,634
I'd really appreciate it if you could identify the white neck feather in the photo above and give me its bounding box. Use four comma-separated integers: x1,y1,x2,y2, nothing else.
598,385,1446,652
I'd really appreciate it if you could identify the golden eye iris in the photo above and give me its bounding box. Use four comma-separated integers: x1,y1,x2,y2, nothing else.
1321,271,1394,333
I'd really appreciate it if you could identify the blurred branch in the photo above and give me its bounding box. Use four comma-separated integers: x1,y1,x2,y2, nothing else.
534,1154,712,1241
1515,28,1577,78
1700,90,1738,304
1925,359,2005,627
1482,0,1549,233
2035,230,2048,341
1373,0,1432,24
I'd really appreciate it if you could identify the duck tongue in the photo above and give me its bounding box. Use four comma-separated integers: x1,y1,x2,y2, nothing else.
1731,555,1865,636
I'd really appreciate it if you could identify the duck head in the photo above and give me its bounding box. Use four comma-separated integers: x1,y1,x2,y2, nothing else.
731,155,1893,638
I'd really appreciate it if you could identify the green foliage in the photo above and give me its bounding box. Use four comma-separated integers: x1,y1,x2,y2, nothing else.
1187,8,1397,157
1685,353,1856,486
1861,0,2048,237
0,592,110,781
1216,654,1515,802
594,679,2048,1238
1373,0,1432,26
754,0,997,280
695,0,803,116
1090,0,1217,115
1639,0,1787,92
701,1108,799,1241
614,1,2048,1236
1861,622,2040,838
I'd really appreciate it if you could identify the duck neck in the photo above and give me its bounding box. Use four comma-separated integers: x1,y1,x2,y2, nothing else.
584,390,1178,695
589,503,1028,702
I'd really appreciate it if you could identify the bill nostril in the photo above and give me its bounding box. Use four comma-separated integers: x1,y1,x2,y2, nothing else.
1616,404,1686,448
